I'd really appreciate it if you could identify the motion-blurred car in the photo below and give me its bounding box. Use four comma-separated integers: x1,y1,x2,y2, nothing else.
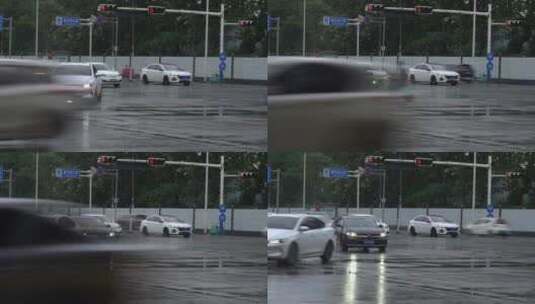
71,215,118,238
91,62,122,88
140,215,192,238
268,57,412,151
116,214,147,231
334,214,388,252
445,64,475,82
0,59,87,141
465,217,512,236
0,199,120,304
53,62,103,105
267,213,336,266
82,213,122,236
141,63,192,86
408,63,460,85
408,215,460,237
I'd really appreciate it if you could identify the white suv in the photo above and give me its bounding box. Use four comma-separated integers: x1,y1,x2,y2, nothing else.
141,63,192,86
267,214,336,266
408,215,460,238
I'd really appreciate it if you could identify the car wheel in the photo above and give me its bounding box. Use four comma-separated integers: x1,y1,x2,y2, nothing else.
451,233,458,238
142,226,149,236
114,83,120,88
430,228,438,237
163,76,170,85
183,81,191,86
183,233,191,238
285,242,299,266
451,81,458,86
379,246,386,253
410,74,416,83
142,75,149,84
321,241,334,264
163,228,170,237
430,76,438,85
410,226,417,236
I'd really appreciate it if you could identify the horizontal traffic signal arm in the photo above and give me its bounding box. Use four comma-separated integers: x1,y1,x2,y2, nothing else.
96,4,222,17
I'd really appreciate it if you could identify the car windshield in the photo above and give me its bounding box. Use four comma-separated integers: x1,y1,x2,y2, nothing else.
76,217,102,227
162,216,182,222
55,65,91,76
345,217,377,228
430,216,450,223
430,64,446,71
267,216,298,230
93,64,110,71
162,64,182,71
84,216,106,223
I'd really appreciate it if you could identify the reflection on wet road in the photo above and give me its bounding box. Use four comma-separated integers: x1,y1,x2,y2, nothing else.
390,83,535,151
268,233,535,304
114,234,266,304
49,81,267,151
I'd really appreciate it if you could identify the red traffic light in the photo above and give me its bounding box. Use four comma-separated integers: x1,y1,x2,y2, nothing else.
365,156,385,166
415,157,433,167
148,6,166,16
240,172,256,178
365,4,384,14
415,5,433,15
147,157,166,167
239,20,254,27
97,4,117,13
97,155,117,165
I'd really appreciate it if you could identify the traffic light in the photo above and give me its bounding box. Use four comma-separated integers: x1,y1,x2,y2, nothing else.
506,20,522,26
365,4,385,14
239,20,254,27
506,171,522,178
240,172,256,178
97,155,117,166
148,6,166,16
415,5,433,15
365,156,385,166
414,157,433,167
147,157,166,167
97,4,118,13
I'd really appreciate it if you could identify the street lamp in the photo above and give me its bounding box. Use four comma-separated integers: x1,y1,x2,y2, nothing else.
302,0,306,56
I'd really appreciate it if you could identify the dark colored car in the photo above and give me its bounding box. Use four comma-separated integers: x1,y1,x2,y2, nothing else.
116,214,147,231
334,215,388,253
445,64,475,82
0,200,121,304
71,215,116,238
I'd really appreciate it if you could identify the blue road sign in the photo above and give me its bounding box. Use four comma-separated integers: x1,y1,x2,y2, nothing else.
0,166,3,183
218,204,226,234
322,167,349,178
219,204,226,213
486,205,495,218
219,62,226,70
487,62,494,71
267,165,272,183
55,168,80,179
219,52,226,61
55,16,80,27
0,16,4,32
323,16,348,28
487,52,494,61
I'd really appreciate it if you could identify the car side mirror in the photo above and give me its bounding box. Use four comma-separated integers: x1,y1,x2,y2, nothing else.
298,226,310,232
95,71,104,77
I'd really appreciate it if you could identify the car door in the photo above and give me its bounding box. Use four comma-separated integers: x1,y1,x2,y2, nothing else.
154,65,164,81
415,216,429,234
412,65,423,81
295,217,318,256
309,217,329,253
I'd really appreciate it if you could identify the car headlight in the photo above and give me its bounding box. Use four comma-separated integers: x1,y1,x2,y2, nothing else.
380,232,387,238
83,83,91,89
346,232,357,237
268,239,285,245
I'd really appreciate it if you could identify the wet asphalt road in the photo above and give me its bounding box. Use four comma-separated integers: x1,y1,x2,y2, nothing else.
390,82,535,151
50,81,267,151
268,233,535,304
113,234,266,304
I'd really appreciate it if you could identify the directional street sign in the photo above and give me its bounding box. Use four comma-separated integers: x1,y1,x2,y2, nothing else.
55,16,81,27
55,168,81,179
322,167,349,178
322,16,348,28
486,205,495,218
